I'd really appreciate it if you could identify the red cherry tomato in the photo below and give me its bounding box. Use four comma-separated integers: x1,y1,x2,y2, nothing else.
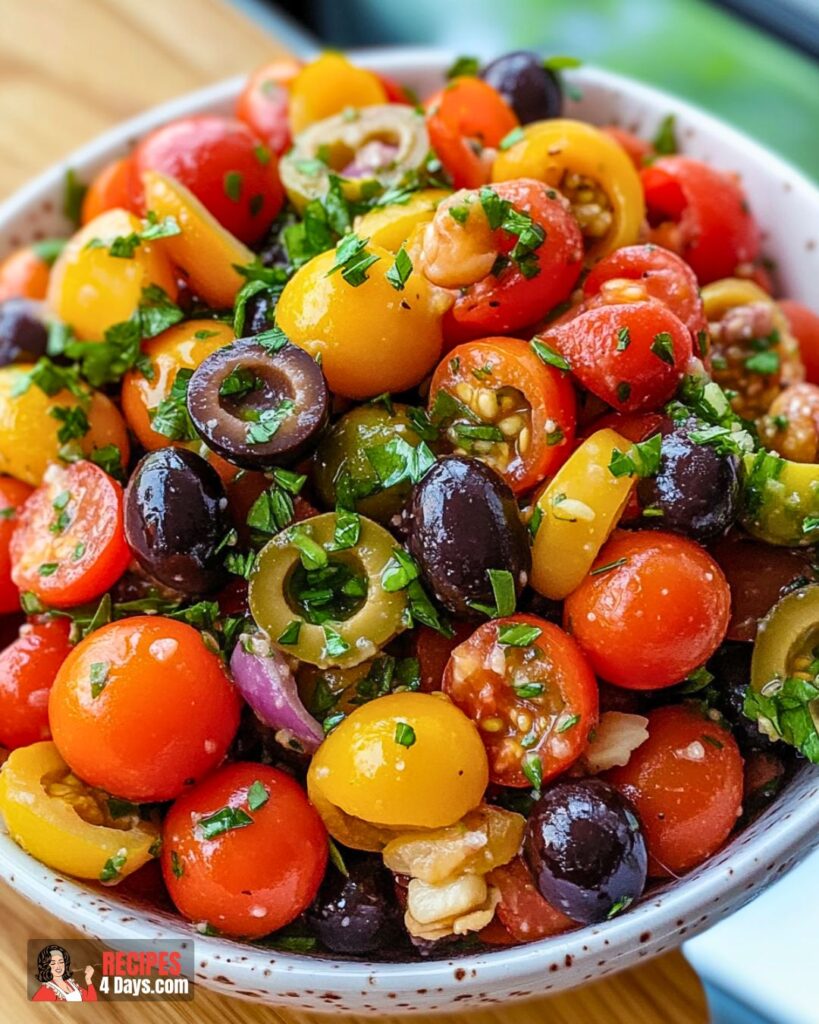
0,476,34,613
415,621,475,692
374,72,415,104
564,530,731,690
81,157,134,224
161,762,327,938
0,246,51,302
583,244,708,352
779,300,819,385
641,156,760,285
428,336,576,493
603,126,653,169
129,115,284,245
426,77,519,189
605,705,743,876
10,462,130,609
236,59,302,156
491,856,577,941
442,615,598,788
542,299,693,413
0,617,72,749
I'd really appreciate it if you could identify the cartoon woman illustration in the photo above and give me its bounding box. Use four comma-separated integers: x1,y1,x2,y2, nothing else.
32,944,97,1002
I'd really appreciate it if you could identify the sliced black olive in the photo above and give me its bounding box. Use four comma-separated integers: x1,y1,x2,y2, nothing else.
243,291,279,336
0,299,49,365
405,456,531,617
708,642,772,753
187,338,328,470
124,447,231,596
480,51,562,124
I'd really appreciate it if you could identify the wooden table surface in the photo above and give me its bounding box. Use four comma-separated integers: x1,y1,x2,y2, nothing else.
0,1,708,1021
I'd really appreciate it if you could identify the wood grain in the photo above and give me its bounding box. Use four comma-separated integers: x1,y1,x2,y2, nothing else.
0,0,708,1020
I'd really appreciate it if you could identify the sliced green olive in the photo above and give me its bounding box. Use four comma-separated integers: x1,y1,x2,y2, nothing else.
280,105,430,210
248,512,407,668
739,449,819,546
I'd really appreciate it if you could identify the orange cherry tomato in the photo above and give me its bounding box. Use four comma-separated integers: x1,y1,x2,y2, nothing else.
428,337,576,493
81,157,133,224
605,705,743,876
565,530,731,690
0,476,34,613
491,856,577,941
0,617,72,749
426,77,519,189
236,59,301,156
161,762,327,938
49,616,241,802
603,126,653,169
10,461,130,609
442,615,598,788
0,246,51,302
779,300,819,386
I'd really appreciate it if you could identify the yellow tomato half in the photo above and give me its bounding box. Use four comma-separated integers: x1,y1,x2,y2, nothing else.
288,53,387,135
353,189,451,252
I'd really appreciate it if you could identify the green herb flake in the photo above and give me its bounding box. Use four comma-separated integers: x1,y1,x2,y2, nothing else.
99,850,127,883
446,55,480,79
487,568,516,617
245,399,296,445
499,126,525,151
170,851,184,879
650,331,676,366
385,245,413,291
288,526,328,570
331,507,361,550
38,562,59,577
513,682,545,699
247,780,270,811
224,171,244,202
652,114,678,156
277,620,302,645
497,622,542,647
394,721,416,747
607,896,634,919
328,837,349,877
531,339,570,371
616,381,632,405
322,624,350,659
198,805,254,840
557,713,581,734
63,169,87,227
381,549,420,592
608,433,662,479
616,326,631,351
89,661,110,698
149,368,197,441
522,752,543,790
746,350,780,375
590,557,627,577
219,366,263,400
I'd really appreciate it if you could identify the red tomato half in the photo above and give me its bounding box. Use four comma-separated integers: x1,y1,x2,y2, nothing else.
491,856,577,941
415,621,475,692
374,72,415,104
641,156,760,284
130,115,284,245
0,476,34,613
236,59,302,156
162,762,327,938
429,336,576,493
603,126,653,169
542,299,692,413
779,300,819,385
10,461,130,609
0,617,72,749
442,615,598,788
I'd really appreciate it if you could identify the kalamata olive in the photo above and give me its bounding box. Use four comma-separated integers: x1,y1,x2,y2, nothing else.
124,447,232,596
480,51,562,124
636,422,740,542
405,456,531,617
523,778,647,925
306,855,404,954
187,338,328,470
0,298,49,365
709,642,772,752
243,290,279,335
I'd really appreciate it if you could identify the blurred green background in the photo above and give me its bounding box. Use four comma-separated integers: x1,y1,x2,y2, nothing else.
302,0,819,180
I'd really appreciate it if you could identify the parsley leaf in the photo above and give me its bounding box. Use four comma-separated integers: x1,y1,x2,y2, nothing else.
446,55,480,79
394,722,416,747
365,438,436,488
245,399,295,445
651,114,678,156
531,339,570,371
198,806,253,840
608,433,662,479
744,677,819,762
498,622,542,647
385,246,413,290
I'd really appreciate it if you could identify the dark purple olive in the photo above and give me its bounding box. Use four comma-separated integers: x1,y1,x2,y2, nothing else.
405,456,531,617
306,856,403,954
523,778,647,925
243,291,279,335
187,338,328,470
0,298,49,365
636,422,740,542
709,642,772,752
124,448,231,596
480,51,562,124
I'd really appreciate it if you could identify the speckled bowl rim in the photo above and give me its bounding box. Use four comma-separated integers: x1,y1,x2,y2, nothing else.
2,48,819,1013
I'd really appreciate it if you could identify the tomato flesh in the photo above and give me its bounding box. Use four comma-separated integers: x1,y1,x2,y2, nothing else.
0,476,33,613
0,617,72,749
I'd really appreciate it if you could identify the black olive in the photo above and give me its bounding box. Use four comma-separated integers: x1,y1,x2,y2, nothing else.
0,298,49,365
405,456,531,617
709,642,772,752
124,448,231,596
243,291,279,336
306,855,404,955
187,339,328,470
480,51,562,124
523,778,647,925
636,422,740,542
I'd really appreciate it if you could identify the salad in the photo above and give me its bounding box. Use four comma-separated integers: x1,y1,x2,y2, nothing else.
0,49,818,959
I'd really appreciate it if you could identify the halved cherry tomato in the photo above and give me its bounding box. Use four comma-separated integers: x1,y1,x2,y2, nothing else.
605,705,743,876
0,476,34,613
0,617,72,749
415,621,475,692
603,126,653,169
0,246,51,302
490,856,577,941
129,116,284,245
81,157,133,224
288,53,387,136
10,461,130,608
641,156,760,284
565,530,731,690
428,336,576,493
49,616,241,802
162,762,327,938
779,300,819,386
426,77,519,189
541,299,692,413
442,615,598,788
235,59,301,156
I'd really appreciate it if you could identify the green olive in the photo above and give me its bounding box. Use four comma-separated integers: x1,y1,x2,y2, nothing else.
751,584,819,692
249,512,407,668
740,450,819,546
312,403,425,523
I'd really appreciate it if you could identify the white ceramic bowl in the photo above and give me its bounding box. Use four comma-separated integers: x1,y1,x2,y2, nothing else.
2,48,819,1015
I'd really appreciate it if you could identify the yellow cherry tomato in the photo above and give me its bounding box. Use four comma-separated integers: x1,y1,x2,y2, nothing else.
142,171,254,310
0,366,129,486
289,53,387,136
307,691,489,830
0,741,159,882
276,244,445,399
46,208,178,340
121,319,234,453
354,189,451,252
491,119,644,260
530,428,635,600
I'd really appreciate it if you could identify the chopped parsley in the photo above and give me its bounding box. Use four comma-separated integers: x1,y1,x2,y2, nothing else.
650,331,676,366
89,661,110,698
381,549,421,592
531,339,570,371
446,55,480,79
150,368,197,441
651,113,678,156
219,366,263,400
616,326,631,351
607,896,634,919
498,622,542,647
277,620,302,645
395,721,417,747
99,850,127,883
365,438,436,488
385,245,413,290
322,624,350,659
522,752,543,791
245,399,295,445
330,508,361,551
326,233,380,287
247,780,269,811
608,433,662,478
170,851,184,879
224,171,244,202
499,126,525,151
590,557,627,577
198,806,254,840
63,168,87,227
